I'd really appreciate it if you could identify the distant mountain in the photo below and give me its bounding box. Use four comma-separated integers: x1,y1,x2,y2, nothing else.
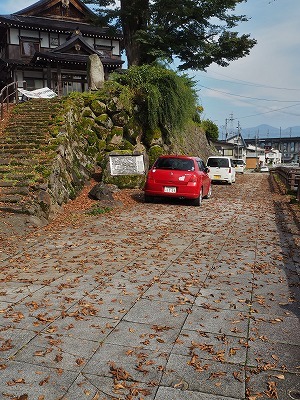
240,124,300,139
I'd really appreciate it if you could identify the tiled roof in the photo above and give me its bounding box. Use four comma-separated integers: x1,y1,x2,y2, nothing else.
32,52,124,67
0,14,122,40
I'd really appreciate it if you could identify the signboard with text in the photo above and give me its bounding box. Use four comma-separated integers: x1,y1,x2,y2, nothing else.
109,154,145,176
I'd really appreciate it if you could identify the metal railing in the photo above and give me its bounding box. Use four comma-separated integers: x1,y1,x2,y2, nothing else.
273,165,300,201
0,81,27,120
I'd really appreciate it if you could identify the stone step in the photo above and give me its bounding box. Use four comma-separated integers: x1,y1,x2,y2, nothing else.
0,157,34,166
0,136,50,143
0,152,49,166
0,97,61,216
0,170,42,180
0,143,47,151
0,194,25,203
0,149,41,156
0,179,31,187
1,172,39,182
0,204,32,214
0,138,49,148
9,117,49,122
0,186,30,195
4,130,50,136
0,164,36,173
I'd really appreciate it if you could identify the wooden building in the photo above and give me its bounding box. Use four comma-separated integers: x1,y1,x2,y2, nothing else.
0,0,124,95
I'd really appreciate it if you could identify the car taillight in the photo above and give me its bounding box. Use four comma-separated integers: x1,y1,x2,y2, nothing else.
187,174,198,186
229,168,231,173
188,175,197,182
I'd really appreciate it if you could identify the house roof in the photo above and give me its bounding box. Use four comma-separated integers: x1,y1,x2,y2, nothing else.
15,0,93,20
51,31,100,54
0,0,122,40
32,52,123,68
0,54,123,71
0,32,124,71
0,14,121,40
226,133,247,148
30,31,124,68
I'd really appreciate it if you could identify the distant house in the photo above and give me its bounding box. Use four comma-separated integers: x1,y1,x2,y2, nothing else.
0,0,124,95
212,134,247,161
245,144,266,169
265,149,282,165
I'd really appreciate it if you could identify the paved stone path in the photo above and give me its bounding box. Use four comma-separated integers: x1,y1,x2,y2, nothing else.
0,173,299,400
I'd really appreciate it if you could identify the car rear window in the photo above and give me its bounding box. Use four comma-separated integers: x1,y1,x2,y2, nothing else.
155,158,194,171
207,158,229,168
233,159,244,165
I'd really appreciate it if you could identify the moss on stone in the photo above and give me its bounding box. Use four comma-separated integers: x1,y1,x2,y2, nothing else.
148,145,164,166
123,118,143,143
111,126,123,137
107,97,123,113
121,140,134,150
106,126,124,148
90,100,107,116
81,107,95,118
92,124,109,139
95,114,113,129
86,145,98,157
98,139,107,151
111,110,130,126
85,130,98,146
103,173,146,189
143,127,163,147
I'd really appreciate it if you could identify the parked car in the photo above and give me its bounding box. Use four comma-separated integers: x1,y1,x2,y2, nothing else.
144,155,211,206
260,165,269,173
206,156,236,184
232,159,245,174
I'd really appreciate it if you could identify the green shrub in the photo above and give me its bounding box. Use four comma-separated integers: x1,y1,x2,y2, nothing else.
110,65,198,134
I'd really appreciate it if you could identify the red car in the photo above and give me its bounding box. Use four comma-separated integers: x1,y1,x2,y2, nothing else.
144,155,211,206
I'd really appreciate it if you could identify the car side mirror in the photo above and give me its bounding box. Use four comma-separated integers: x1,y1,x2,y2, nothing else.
204,167,210,173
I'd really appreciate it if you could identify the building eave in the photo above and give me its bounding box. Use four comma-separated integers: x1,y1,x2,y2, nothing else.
0,15,123,40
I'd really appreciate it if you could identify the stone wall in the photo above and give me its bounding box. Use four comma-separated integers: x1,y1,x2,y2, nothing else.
40,92,215,219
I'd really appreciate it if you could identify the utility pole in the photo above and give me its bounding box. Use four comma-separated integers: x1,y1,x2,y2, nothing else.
279,127,282,156
229,113,234,138
237,121,241,158
255,129,259,169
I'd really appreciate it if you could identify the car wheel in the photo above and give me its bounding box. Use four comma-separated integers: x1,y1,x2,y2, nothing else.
192,187,203,206
204,184,212,199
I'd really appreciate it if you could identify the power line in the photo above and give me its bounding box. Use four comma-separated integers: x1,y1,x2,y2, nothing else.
196,73,299,91
234,103,300,120
197,84,300,102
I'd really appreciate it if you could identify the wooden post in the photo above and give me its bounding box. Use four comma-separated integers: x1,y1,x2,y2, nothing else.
47,65,52,89
57,64,62,97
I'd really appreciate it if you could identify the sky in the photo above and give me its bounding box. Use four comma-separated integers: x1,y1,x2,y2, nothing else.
192,0,300,135
0,0,299,136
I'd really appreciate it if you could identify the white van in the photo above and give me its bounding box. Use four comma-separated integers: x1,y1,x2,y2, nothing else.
232,159,245,174
206,156,236,184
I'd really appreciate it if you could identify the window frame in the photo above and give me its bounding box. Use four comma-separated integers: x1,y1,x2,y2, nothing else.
20,36,41,57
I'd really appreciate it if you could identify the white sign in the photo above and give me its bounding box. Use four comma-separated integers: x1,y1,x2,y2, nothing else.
18,87,57,99
109,154,145,176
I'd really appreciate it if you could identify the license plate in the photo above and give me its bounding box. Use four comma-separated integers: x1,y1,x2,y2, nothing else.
164,186,176,193
213,175,221,179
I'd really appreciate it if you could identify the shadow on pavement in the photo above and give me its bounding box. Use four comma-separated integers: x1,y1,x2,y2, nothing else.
268,173,300,320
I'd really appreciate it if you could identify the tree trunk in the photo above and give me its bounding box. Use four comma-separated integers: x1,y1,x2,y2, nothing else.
120,0,149,67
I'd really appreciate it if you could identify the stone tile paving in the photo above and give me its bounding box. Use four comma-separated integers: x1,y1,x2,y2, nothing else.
0,173,299,399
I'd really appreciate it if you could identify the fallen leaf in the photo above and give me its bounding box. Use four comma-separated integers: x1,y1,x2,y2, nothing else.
273,374,285,380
